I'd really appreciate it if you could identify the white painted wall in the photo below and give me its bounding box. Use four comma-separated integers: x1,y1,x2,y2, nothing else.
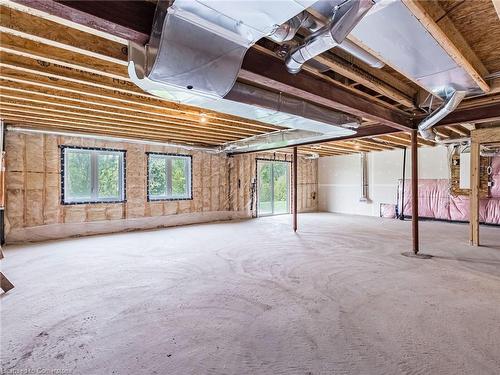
318,146,450,216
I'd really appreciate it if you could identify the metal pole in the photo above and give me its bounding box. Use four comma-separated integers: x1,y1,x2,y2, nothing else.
411,130,419,254
400,147,407,220
293,147,298,232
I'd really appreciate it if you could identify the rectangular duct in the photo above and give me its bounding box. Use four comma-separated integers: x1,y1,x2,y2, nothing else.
129,0,360,150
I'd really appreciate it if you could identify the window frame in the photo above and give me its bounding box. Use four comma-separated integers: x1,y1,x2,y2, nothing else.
146,152,193,202
60,145,127,205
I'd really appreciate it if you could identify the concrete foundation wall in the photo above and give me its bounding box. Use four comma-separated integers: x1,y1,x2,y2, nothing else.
318,146,449,216
4,130,317,243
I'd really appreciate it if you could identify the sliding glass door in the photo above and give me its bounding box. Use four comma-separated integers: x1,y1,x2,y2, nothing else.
257,160,290,216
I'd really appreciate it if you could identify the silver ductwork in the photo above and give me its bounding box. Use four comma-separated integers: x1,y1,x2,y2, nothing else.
131,0,318,99
285,0,374,74
309,0,486,97
129,0,361,152
268,11,317,43
418,89,466,141
336,39,384,68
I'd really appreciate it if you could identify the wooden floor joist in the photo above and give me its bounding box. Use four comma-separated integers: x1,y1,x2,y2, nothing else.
1,1,498,157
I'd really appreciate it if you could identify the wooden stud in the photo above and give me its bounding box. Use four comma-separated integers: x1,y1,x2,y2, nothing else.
470,141,480,246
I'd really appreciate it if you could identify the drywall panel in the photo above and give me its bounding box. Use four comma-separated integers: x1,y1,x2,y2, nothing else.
319,146,450,217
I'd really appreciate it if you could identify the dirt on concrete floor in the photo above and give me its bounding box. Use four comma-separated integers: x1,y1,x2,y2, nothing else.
1,213,500,375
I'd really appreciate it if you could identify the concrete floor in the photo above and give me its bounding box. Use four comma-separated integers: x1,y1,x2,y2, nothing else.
1,213,500,375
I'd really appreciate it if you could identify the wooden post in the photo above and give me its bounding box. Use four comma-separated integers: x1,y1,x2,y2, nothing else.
470,140,480,246
411,130,419,254
293,147,298,232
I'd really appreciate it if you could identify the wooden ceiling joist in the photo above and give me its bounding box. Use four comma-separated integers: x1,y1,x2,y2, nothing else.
0,5,128,64
0,109,240,144
1,1,414,132
0,115,221,147
1,0,499,158
0,102,257,140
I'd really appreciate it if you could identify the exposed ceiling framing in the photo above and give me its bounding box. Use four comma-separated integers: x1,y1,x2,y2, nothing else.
1,0,499,157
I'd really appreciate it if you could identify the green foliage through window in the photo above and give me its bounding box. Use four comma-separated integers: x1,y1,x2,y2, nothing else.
64,148,124,203
148,154,191,200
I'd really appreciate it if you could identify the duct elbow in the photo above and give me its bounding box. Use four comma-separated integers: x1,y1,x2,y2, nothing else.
268,11,311,43
284,0,374,74
419,127,437,141
417,89,466,141
285,48,308,74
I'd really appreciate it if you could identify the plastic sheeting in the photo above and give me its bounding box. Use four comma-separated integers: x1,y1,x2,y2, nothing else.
398,156,500,224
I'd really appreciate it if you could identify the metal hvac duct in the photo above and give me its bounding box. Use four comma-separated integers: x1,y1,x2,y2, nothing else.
309,0,485,96
128,0,361,152
418,89,466,141
268,11,318,43
336,39,384,68
285,0,374,73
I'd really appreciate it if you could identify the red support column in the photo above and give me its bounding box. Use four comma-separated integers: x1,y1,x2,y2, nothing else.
293,147,298,232
411,130,419,254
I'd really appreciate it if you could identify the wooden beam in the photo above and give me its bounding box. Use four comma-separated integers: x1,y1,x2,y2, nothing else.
253,42,412,114
471,127,500,144
0,72,280,132
0,5,128,64
0,104,249,141
436,102,500,126
401,0,490,93
1,117,220,147
275,44,416,108
385,132,434,147
356,139,395,150
493,0,500,20
10,0,152,44
0,32,127,79
2,3,414,131
470,140,480,246
240,50,413,130
0,96,261,138
374,135,410,148
344,140,387,152
0,110,235,143
445,125,469,137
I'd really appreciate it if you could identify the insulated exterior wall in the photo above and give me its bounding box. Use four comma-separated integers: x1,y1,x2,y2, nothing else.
229,153,319,215
4,130,318,242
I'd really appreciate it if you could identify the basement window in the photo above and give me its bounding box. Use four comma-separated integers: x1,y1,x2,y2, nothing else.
147,153,192,201
61,146,126,204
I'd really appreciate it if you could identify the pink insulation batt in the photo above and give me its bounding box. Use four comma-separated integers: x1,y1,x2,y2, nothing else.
399,155,500,224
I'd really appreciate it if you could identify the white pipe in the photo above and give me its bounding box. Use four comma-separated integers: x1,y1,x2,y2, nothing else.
359,152,369,202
